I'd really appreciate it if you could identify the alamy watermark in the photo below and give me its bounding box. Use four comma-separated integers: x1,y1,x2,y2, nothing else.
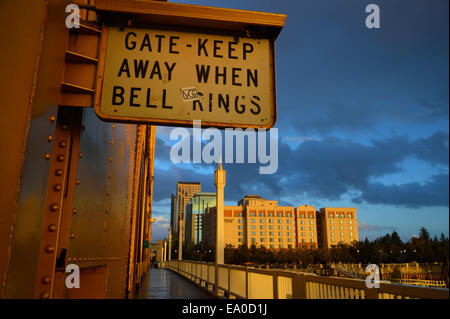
170,121,278,175
365,264,381,289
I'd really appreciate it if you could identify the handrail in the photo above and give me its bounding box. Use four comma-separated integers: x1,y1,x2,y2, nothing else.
163,260,449,299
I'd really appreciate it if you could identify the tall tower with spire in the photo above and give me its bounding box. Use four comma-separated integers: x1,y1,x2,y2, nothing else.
215,162,226,264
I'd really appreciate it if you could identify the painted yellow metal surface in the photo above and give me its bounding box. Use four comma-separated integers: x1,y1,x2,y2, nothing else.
96,26,277,128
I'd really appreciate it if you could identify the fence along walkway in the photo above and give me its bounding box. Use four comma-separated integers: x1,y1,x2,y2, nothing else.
164,260,449,299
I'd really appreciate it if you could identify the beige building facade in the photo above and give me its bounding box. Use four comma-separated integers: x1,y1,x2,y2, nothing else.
203,196,358,250
176,182,201,242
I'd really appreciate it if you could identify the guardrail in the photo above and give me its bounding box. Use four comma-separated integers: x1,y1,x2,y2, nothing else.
163,260,449,299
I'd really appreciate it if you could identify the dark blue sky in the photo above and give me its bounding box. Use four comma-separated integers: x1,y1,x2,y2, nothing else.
151,0,449,242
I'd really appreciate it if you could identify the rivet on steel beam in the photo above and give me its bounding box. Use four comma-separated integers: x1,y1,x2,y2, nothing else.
76,179,80,185
73,209,78,215
79,153,83,158
105,210,108,215
45,246,55,253
53,184,62,192
44,153,51,160
70,234,76,239
102,243,106,247
57,155,65,162
41,276,51,285
40,292,50,299
59,141,67,148
47,224,57,232
49,116,56,123
108,175,112,179
47,136,53,143
50,204,59,212
55,169,63,177
109,157,113,163
106,192,110,197
61,124,69,131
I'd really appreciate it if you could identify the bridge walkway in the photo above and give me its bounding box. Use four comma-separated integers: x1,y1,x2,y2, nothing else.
135,268,213,299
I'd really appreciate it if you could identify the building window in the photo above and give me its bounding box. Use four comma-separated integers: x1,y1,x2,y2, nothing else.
278,232,283,236
330,220,334,224
250,225,255,230
261,238,265,242
251,231,256,236
238,225,243,230
270,238,274,242
268,213,273,217
301,239,306,243
250,219,255,223
308,214,313,218
349,232,353,237
301,226,305,231
287,232,291,236
238,238,243,242
301,233,305,237
259,213,264,217
288,244,292,248
331,239,335,243
339,220,343,224
349,226,353,230
287,238,292,242
251,238,256,242
300,214,305,218
269,225,274,230
287,225,291,230
349,220,353,225
279,245,283,248
330,226,334,230
238,219,243,223
260,225,265,230
269,232,274,236
278,225,282,230
277,212,282,217
270,244,274,248
238,232,243,236
287,219,291,224
250,212,256,217
310,226,314,231
278,219,282,224
331,232,335,236
340,232,344,237
269,219,274,223
278,238,283,242
301,221,305,225
260,219,265,223
260,232,265,236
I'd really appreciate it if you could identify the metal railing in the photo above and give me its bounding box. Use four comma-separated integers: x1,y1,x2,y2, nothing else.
163,260,449,299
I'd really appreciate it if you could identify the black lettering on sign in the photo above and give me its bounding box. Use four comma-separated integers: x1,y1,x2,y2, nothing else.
228,42,238,59
193,92,204,111
155,35,166,52
112,86,125,105
162,89,173,109
215,66,227,85
243,43,254,60
247,69,258,87
130,87,141,107
146,88,157,108
134,60,149,79
218,94,230,113
165,62,177,81
169,36,180,54
235,96,245,114
140,34,152,52
250,96,261,115
232,68,242,87
214,40,224,58
117,59,131,78
150,62,162,80
196,65,210,83
125,32,137,50
198,39,208,57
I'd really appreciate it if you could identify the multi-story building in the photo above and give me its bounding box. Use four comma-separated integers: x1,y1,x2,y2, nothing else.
176,182,201,242
202,195,358,250
185,193,216,246
317,207,358,248
295,205,318,249
170,193,177,233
